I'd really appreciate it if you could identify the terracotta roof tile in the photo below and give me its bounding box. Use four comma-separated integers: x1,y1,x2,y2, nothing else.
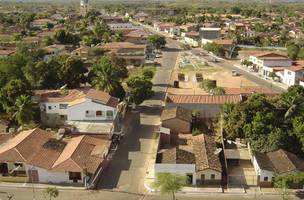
166,94,242,104
193,134,222,172
34,88,119,108
161,107,192,122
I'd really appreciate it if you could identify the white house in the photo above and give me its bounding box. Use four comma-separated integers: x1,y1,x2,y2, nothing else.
183,32,200,47
248,52,292,78
199,27,221,45
33,88,119,128
0,128,111,186
155,134,222,186
282,63,304,86
252,149,304,187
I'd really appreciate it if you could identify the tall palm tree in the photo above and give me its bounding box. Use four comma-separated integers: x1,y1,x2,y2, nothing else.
92,57,121,95
13,95,33,125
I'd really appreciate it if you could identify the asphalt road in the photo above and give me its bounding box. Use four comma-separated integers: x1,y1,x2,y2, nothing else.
1,187,302,200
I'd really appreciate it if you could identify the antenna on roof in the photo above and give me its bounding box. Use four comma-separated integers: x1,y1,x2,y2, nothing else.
60,84,67,90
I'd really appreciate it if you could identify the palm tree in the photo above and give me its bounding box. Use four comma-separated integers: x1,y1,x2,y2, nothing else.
13,95,33,125
91,56,125,99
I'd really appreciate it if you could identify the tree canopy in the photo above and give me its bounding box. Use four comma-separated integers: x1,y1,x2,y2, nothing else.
152,173,187,200
221,86,304,154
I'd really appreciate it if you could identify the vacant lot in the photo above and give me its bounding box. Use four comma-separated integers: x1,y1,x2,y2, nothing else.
168,52,257,95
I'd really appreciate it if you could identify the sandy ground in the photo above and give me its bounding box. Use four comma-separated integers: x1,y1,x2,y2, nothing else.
168,51,258,95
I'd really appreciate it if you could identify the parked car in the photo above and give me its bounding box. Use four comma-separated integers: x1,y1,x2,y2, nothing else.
232,70,241,76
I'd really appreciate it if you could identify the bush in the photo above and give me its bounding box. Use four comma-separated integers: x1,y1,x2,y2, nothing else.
200,79,216,92
142,68,155,79
212,87,226,95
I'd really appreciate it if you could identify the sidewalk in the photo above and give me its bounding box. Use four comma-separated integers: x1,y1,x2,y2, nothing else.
0,182,85,190
233,64,288,91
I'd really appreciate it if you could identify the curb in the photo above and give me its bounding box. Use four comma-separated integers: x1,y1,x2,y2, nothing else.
0,183,86,190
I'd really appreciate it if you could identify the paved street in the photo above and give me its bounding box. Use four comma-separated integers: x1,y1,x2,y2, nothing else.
143,38,180,106
1,187,302,200
97,36,180,194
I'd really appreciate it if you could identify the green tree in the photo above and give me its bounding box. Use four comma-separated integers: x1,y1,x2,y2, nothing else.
126,76,153,105
203,43,225,57
44,187,59,200
297,48,304,59
12,95,33,125
0,79,30,117
212,87,226,95
148,34,166,49
91,56,125,99
45,22,54,30
142,68,155,80
58,56,87,88
200,79,216,92
152,173,187,200
286,43,299,60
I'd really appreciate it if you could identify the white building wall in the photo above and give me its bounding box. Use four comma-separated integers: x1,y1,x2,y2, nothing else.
155,164,196,185
283,70,296,86
42,102,68,115
25,165,84,184
67,99,116,121
196,169,221,180
252,156,274,182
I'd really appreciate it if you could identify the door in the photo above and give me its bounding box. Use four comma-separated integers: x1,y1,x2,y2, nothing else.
28,169,39,183
0,163,8,175
201,174,205,184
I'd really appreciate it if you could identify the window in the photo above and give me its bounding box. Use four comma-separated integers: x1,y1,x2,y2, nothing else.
69,172,81,181
211,174,215,180
59,104,68,109
60,115,67,120
96,110,103,117
14,163,23,168
48,106,52,110
106,110,114,118
288,71,292,75
264,177,269,182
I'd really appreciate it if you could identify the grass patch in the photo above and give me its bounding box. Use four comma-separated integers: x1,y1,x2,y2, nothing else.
178,64,222,74
0,176,27,183
128,66,157,77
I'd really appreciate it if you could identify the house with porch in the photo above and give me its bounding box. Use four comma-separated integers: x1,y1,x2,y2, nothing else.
248,52,292,78
0,128,111,186
33,88,120,134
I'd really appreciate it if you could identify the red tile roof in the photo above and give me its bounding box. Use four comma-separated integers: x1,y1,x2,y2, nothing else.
166,94,242,104
34,88,119,108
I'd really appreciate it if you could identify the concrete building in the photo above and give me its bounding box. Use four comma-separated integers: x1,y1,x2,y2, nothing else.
161,107,192,134
0,128,111,186
33,88,119,129
80,0,89,17
165,94,242,118
253,149,304,188
248,52,292,78
199,28,221,44
155,134,222,186
281,62,304,86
